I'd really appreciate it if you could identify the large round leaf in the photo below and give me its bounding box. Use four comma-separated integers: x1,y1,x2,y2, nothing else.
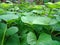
6,27,18,36
21,16,57,25
0,15,19,22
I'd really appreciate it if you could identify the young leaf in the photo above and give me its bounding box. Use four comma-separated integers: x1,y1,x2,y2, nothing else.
27,32,37,45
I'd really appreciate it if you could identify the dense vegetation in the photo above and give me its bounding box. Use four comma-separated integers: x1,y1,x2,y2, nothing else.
0,0,60,4
0,2,60,45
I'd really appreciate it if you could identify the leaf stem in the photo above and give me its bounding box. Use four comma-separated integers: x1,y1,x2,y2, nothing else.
1,28,7,45
48,8,52,16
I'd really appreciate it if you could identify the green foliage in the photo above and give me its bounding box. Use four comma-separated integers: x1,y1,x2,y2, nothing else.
27,32,37,45
0,2,60,45
37,33,60,45
6,27,18,36
21,16,57,25
27,32,60,45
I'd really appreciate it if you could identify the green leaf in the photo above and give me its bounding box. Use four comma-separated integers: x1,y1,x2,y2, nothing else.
0,9,5,15
37,33,60,45
6,34,20,45
52,23,60,31
21,16,57,25
6,27,18,36
0,15,19,22
32,5,43,10
0,23,7,36
0,23,7,45
55,2,60,8
0,3,11,9
56,15,60,22
27,32,37,45
45,2,56,8
21,34,28,45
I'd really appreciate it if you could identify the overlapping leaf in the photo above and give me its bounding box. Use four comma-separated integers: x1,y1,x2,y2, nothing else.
37,33,60,45
27,32,60,45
